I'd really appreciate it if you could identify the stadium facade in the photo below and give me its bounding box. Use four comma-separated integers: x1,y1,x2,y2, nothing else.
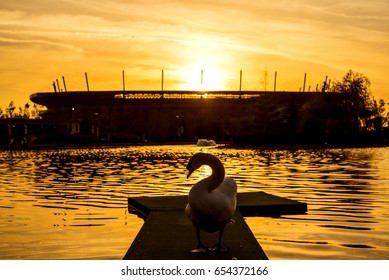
29,90,268,143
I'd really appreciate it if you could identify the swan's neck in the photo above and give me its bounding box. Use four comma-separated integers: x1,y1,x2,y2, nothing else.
199,155,225,192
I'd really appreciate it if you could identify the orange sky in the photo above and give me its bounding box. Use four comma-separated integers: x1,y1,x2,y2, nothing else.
1,0,388,110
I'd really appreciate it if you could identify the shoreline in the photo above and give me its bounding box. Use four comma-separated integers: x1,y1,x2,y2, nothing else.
1,140,388,151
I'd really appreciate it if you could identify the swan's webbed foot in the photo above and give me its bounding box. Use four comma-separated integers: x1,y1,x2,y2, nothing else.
191,227,209,253
210,244,228,252
190,246,209,253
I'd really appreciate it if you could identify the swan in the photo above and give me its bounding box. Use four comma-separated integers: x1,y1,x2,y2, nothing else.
185,152,237,252
196,139,217,147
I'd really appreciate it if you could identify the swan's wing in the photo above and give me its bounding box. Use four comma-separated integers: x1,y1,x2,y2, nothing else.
215,177,237,199
187,177,237,232
213,177,237,217
185,203,196,225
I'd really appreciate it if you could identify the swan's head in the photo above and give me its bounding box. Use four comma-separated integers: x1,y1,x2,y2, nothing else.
186,152,215,179
187,165,195,179
186,154,199,179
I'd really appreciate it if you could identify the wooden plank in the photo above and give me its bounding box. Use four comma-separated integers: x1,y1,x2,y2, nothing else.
128,192,307,218
123,209,268,260
237,192,308,217
124,191,307,260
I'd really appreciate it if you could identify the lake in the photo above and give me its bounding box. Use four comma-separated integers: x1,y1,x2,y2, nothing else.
0,145,388,259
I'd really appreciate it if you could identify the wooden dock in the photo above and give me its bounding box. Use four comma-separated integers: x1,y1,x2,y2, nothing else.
123,191,307,260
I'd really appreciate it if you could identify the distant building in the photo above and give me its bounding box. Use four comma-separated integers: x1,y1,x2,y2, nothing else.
0,118,56,146
19,89,388,146
30,90,265,143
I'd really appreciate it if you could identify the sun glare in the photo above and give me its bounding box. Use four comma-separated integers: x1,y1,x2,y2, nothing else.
180,67,226,91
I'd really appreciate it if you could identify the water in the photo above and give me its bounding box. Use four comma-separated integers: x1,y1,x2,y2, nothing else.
0,145,388,259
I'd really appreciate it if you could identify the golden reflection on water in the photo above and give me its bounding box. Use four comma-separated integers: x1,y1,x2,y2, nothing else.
0,145,388,259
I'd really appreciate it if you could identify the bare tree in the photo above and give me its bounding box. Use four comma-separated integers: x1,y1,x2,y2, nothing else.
6,101,16,118
259,66,269,91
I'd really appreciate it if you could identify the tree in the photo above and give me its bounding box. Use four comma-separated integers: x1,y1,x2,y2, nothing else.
331,70,376,127
369,99,387,131
259,66,269,91
17,106,23,117
6,101,16,118
23,103,31,118
2,101,44,119
30,103,44,119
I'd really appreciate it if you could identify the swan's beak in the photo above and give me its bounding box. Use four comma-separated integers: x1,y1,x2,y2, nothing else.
186,167,194,179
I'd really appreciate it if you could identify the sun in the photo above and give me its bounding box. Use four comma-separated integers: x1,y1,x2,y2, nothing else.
180,67,226,91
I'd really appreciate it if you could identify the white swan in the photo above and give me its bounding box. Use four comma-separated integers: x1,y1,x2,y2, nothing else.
185,152,237,252
196,139,217,147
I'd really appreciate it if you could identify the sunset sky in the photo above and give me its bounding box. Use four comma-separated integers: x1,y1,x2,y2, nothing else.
1,0,388,110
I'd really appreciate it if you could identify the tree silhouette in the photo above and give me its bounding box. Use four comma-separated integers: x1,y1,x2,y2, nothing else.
369,99,387,131
331,70,375,126
6,101,16,118
259,66,269,91
23,103,31,118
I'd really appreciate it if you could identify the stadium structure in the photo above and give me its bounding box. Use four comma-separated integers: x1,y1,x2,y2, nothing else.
29,90,270,143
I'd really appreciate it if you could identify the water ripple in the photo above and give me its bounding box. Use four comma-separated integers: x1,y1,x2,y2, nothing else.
1,145,389,259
